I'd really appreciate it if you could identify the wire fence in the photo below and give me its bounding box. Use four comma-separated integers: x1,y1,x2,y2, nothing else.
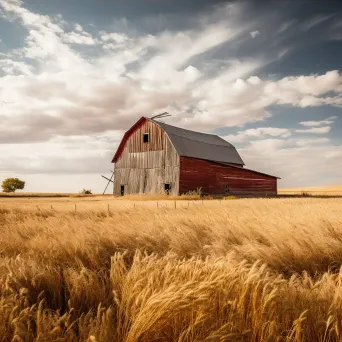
2,193,342,214
1,199,236,214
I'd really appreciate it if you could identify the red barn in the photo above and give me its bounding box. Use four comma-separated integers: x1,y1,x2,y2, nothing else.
112,117,279,196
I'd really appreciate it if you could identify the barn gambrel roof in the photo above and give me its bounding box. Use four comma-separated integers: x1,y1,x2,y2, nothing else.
112,116,244,165
152,119,245,166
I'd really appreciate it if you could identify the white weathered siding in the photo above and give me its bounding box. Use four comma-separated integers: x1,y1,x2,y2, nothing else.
114,120,180,195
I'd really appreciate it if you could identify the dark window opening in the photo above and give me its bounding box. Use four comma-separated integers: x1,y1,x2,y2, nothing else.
164,183,171,194
120,185,125,196
143,133,149,143
224,184,229,194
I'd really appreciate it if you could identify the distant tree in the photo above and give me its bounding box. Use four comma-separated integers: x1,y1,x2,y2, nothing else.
1,178,25,193
80,189,92,195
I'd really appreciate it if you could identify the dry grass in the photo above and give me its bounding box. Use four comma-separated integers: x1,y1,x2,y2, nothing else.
1,197,342,341
279,185,342,195
0,192,99,198
120,191,204,201
0,190,205,200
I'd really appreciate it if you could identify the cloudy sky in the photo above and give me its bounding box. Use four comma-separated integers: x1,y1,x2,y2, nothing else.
0,0,341,193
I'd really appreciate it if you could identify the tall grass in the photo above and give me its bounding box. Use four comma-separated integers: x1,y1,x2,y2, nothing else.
0,192,99,198
120,189,205,201
1,198,342,341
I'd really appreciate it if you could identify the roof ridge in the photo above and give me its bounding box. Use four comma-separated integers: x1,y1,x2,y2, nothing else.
149,117,244,165
167,132,235,147
152,119,219,137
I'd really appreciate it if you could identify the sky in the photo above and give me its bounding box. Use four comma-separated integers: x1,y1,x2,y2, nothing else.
0,0,341,193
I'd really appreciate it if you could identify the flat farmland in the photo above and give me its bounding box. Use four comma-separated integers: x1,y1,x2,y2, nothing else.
279,185,342,195
1,196,342,341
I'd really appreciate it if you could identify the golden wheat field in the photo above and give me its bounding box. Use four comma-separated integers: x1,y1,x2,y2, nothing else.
1,196,342,341
279,186,342,196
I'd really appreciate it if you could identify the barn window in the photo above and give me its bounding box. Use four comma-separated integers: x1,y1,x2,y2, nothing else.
143,133,149,143
120,185,125,196
164,183,171,194
224,184,229,194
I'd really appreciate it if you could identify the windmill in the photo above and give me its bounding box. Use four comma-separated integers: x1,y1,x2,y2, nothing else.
101,170,114,195
150,111,171,120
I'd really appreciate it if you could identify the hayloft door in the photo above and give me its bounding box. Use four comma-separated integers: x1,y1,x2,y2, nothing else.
120,185,125,196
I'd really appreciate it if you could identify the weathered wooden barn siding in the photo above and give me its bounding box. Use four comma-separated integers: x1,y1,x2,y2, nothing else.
179,157,277,195
114,119,180,195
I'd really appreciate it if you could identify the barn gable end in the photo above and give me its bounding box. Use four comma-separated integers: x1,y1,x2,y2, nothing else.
113,117,180,196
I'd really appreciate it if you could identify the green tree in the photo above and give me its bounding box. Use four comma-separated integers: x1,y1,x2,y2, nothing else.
80,189,92,195
1,178,25,193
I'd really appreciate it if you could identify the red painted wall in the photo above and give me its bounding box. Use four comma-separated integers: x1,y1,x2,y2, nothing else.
179,157,277,195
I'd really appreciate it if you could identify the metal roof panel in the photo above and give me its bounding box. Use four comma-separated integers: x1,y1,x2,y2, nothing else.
152,119,245,165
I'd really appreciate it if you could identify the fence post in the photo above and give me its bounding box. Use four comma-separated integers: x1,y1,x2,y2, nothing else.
75,204,77,212
174,201,176,209
108,204,110,214
157,202,159,208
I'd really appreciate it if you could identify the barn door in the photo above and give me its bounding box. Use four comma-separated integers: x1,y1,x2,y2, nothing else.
143,169,165,194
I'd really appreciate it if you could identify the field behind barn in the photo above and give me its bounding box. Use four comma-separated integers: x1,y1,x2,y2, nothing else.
279,185,342,196
1,196,342,341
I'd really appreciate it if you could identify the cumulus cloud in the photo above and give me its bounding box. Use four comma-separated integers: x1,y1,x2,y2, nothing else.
100,31,129,44
295,126,332,134
294,138,330,146
0,58,33,75
62,30,97,45
0,0,342,144
223,127,291,143
299,116,337,127
249,30,260,38
74,23,83,32
0,131,123,174
241,138,342,187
